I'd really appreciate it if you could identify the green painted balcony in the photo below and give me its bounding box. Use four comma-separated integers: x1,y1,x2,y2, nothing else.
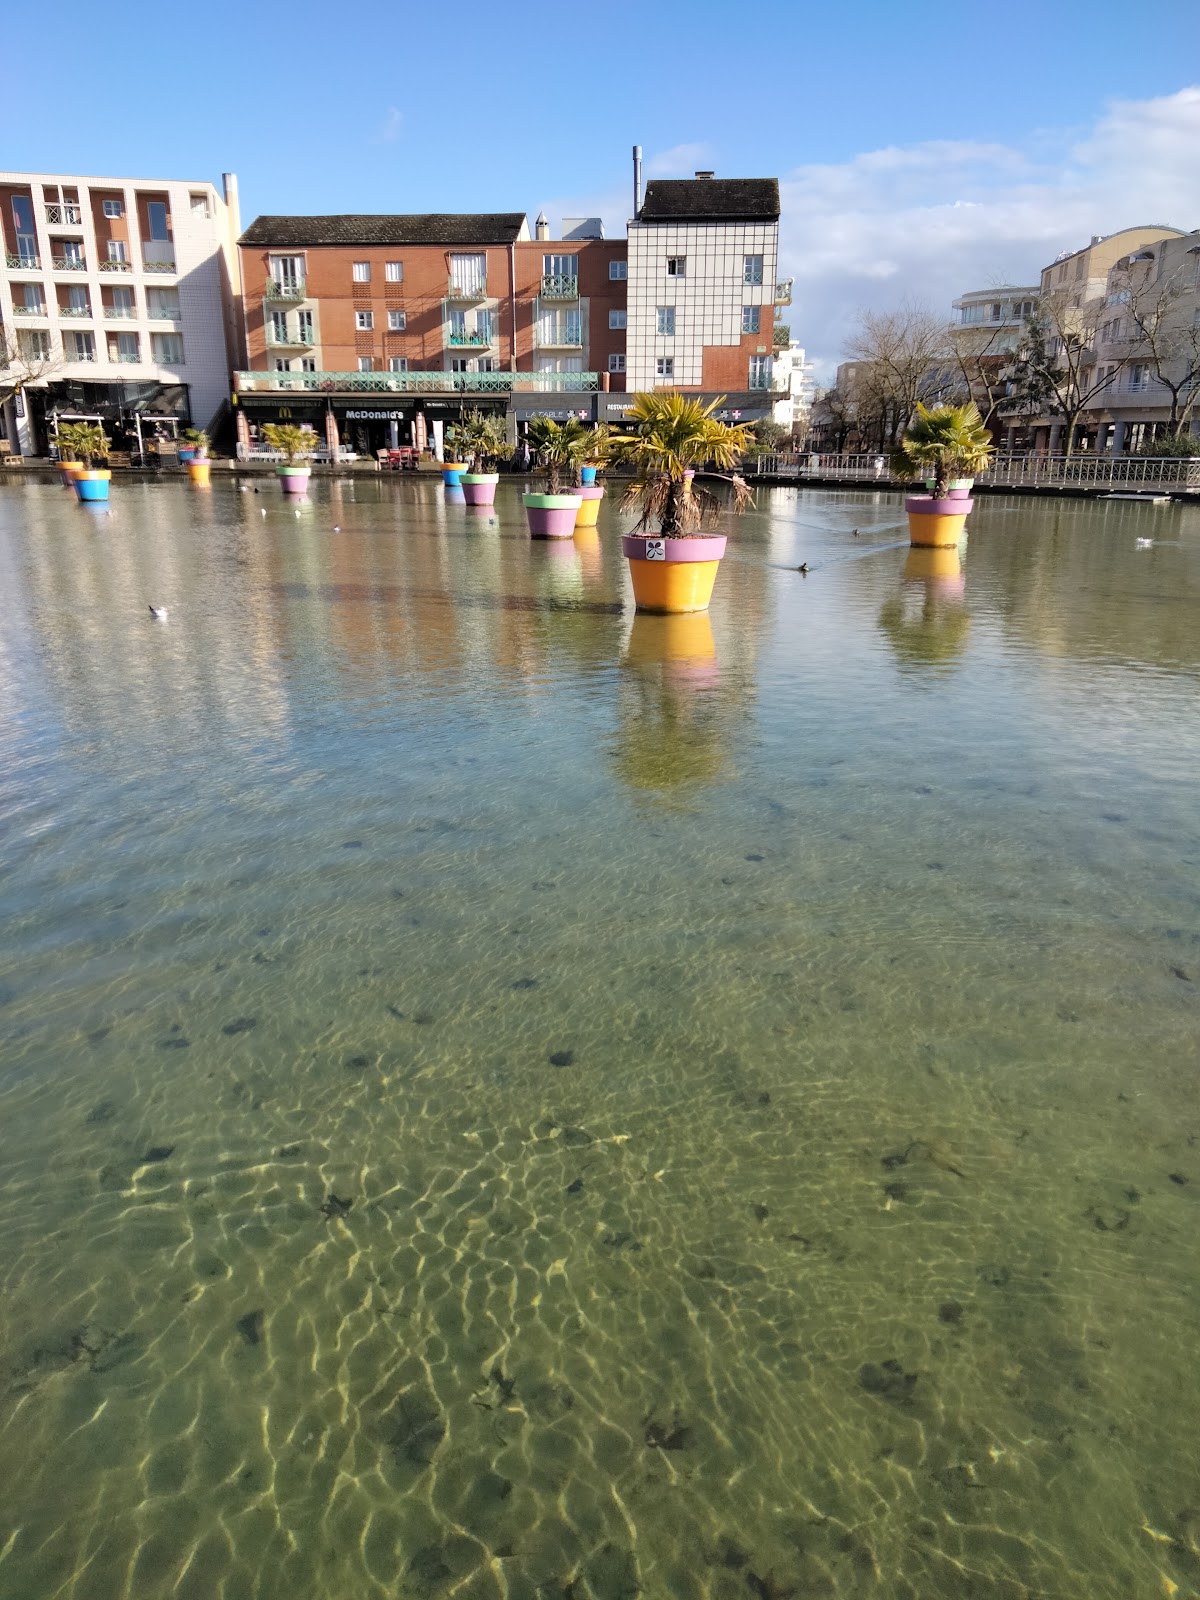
264,278,306,302
234,369,599,395
541,274,579,300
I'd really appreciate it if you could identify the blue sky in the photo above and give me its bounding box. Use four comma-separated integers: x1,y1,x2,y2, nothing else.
9,0,1200,372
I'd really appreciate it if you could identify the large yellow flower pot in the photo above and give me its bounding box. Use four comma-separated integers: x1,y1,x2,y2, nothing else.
622,534,727,614
570,486,605,527
906,495,972,548
187,460,211,486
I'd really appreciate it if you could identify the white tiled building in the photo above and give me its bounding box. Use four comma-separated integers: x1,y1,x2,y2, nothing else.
625,177,783,408
0,170,242,456
772,344,815,433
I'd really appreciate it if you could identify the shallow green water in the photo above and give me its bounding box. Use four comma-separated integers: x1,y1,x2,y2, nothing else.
1,476,1198,1600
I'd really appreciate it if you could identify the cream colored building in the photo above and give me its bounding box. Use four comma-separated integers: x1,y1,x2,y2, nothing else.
0,170,242,457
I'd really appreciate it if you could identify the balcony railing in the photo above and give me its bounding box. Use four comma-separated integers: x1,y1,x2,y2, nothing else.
114,352,141,363
447,332,492,346
446,276,487,300
541,273,579,300
7,251,41,269
13,305,46,316
59,305,92,318
750,452,1200,491
235,368,600,395
147,308,181,320
45,203,83,225
104,307,136,319
265,278,306,301
534,330,583,350
51,255,87,271
266,330,316,347
66,349,96,362
99,259,133,273
143,259,176,274
774,280,793,304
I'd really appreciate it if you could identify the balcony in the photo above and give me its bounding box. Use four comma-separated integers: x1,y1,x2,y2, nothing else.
143,257,176,275
51,255,87,272
6,251,41,269
774,280,793,304
66,349,97,363
147,308,181,320
541,273,579,300
265,278,306,302
114,353,142,364
13,305,46,317
99,259,133,273
534,329,583,350
446,275,487,301
265,329,316,348
59,305,92,318
235,368,600,395
447,331,493,348
104,306,137,319
45,203,83,225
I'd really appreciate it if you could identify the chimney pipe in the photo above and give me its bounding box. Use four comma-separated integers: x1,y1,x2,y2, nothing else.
633,145,642,216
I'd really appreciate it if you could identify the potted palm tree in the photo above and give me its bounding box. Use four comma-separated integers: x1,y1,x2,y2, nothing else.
610,392,753,613
62,422,112,501
524,416,591,537
571,423,610,528
890,402,993,548
262,422,318,495
182,428,211,485
448,410,507,506
55,421,90,487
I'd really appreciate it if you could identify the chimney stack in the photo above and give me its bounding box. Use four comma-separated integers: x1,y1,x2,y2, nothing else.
633,145,643,216
694,170,714,179
535,211,549,241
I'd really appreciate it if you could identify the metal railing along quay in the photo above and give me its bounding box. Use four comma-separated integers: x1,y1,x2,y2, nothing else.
751,452,1200,493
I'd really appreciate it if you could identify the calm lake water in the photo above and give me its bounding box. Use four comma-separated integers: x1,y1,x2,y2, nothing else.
1,476,1198,1600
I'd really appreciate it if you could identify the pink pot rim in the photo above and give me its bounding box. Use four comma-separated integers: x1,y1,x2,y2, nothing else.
622,533,727,562
905,496,973,516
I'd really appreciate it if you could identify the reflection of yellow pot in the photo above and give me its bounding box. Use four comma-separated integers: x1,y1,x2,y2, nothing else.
626,611,717,668
902,545,964,597
573,527,602,577
186,460,211,486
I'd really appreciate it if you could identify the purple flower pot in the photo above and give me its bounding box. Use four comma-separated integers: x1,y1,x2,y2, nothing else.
524,493,580,538
462,473,498,506
277,466,311,495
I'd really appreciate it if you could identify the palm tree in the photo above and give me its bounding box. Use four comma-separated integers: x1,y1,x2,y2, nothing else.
610,391,755,537
526,416,591,494
889,401,993,500
447,409,508,473
262,422,319,464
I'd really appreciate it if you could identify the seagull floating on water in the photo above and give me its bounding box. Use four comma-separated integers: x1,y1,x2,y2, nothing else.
148,605,168,620
1135,538,1154,548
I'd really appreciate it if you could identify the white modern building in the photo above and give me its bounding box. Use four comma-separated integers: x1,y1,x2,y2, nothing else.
624,173,785,418
772,343,815,434
0,170,242,457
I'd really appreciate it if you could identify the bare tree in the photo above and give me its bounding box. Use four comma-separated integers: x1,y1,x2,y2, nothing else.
844,301,951,445
1111,255,1200,432
948,320,1019,434
1007,288,1135,459
0,328,64,410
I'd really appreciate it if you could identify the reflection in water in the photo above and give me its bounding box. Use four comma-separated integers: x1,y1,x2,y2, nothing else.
878,544,970,671
1,479,1200,1600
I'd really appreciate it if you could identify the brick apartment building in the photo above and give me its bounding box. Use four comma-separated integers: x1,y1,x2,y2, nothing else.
232,168,787,457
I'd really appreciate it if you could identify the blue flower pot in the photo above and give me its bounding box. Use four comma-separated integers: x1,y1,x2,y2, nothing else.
580,465,598,485
179,447,197,463
442,464,466,487
75,471,111,501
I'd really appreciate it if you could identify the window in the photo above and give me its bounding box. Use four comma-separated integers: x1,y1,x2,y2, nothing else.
656,357,674,379
300,358,316,372
273,359,290,371
110,287,134,316
146,201,170,241
147,288,179,319
608,354,626,373
450,358,471,373
103,198,123,219
68,331,96,361
448,309,467,341
478,357,499,372
385,261,403,282
68,285,90,312
657,307,675,335
749,355,773,389
271,255,304,289
355,310,374,330
152,333,185,364
270,311,288,343
387,309,406,331
190,193,210,218
297,310,313,343
741,306,760,335
537,311,581,346
115,332,140,362
743,254,763,285
357,356,374,371
608,310,627,329
609,260,627,280
476,310,493,343
17,329,50,359
57,238,84,265
22,284,44,312
388,357,408,372
352,261,370,282
107,239,128,264
666,257,686,277
991,303,1003,321
449,253,486,296
544,252,577,276
1128,363,1150,391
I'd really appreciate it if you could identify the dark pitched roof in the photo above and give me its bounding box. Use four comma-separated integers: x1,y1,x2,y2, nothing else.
639,179,779,224
239,213,527,247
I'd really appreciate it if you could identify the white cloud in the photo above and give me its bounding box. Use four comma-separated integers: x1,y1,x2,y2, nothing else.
779,88,1200,378
375,106,404,143
646,141,713,178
